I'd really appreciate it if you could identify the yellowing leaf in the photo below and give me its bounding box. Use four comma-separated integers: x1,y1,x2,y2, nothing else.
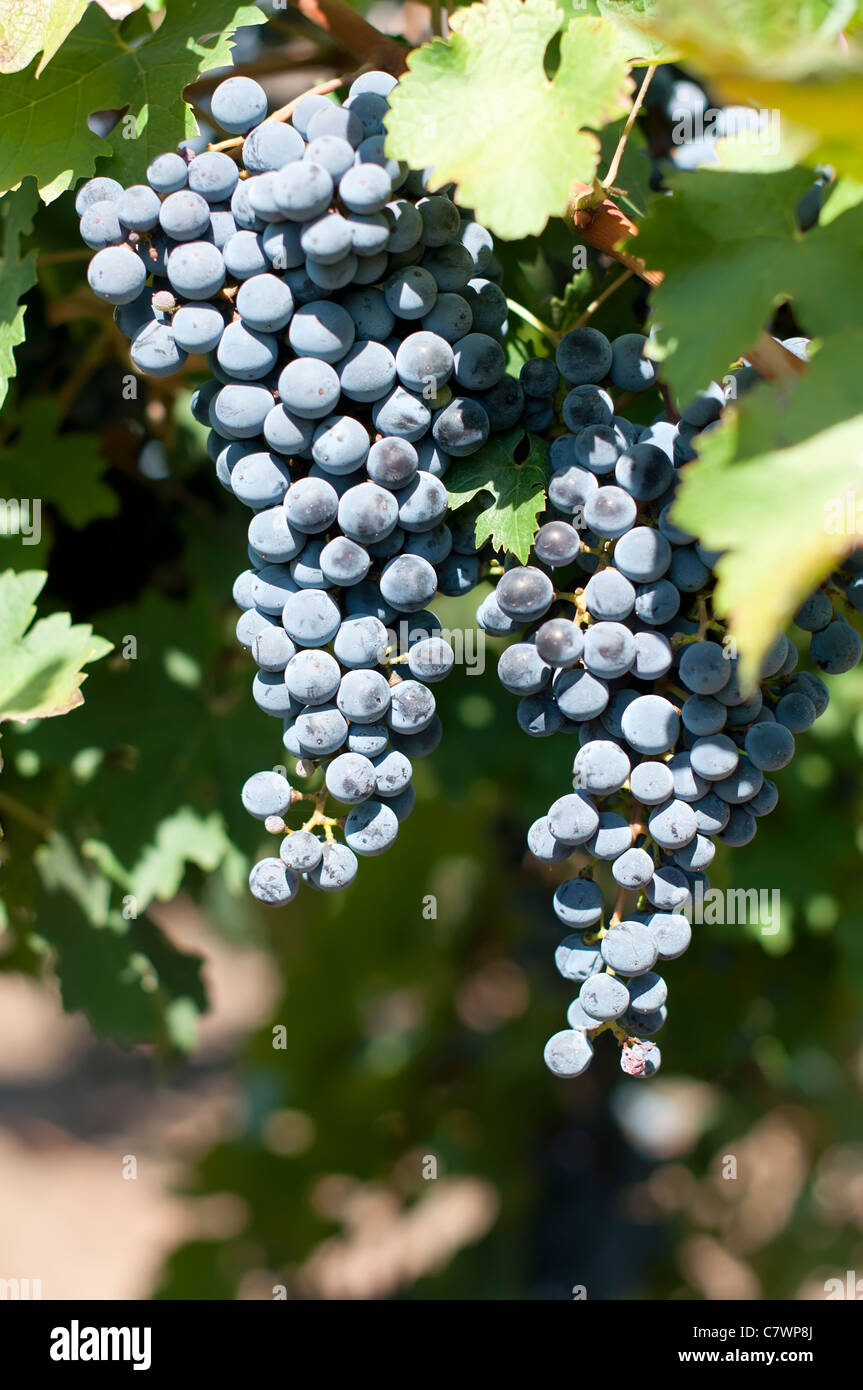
0,569,112,721
621,0,863,179
594,0,679,65
672,327,863,685
717,73,863,181
385,0,633,239
630,0,856,78
0,0,88,77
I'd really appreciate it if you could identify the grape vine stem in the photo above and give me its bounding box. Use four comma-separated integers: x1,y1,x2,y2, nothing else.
265,71,361,127
568,189,663,287
0,792,52,838
609,883,628,930
572,268,633,330
505,299,560,346
55,324,117,419
36,248,91,266
293,785,340,841
695,597,715,639
601,65,657,194
429,0,445,39
290,0,407,72
660,381,680,424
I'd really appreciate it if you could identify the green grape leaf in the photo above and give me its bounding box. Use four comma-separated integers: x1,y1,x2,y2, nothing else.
34,833,206,1049
629,166,863,404
1,396,118,530
0,0,88,76
385,0,632,239
0,179,38,409
447,430,550,562
672,326,863,684
0,0,265,202
24,586,277,884
0,569,112,722
84,806,244,915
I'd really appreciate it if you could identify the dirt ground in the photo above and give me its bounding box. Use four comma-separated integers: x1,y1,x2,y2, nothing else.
0,899,280,1300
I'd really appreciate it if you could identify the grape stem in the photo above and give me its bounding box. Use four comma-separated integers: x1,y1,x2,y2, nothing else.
265,71,363,126
290,0,407,72
36,248,91,266
671,599,724,650
505,298,560,346
429,0,446,39
609,881,629,929
0,791,52,838
695,597,714,639
601,65,657,194
572,268,633,330
294,785,341,841
55,323,118,419
589,1018,632,1045
660,381,680,424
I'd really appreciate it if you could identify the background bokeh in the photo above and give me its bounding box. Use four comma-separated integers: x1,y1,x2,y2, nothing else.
1,2,862,1302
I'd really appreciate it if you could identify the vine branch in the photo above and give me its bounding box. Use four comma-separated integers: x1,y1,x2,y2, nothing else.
0,792,52,839
36,248,90,266
573,268,633,330
505,298,559,346
266,72,358,126
429,0,445,39
289,0,407,72
602,64,656,193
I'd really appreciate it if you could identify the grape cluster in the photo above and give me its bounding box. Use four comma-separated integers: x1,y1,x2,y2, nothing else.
75,59,862,1076
481,325,861,1080
76,70,511,904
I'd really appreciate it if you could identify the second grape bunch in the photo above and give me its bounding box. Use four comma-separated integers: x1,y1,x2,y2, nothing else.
481,328,861,1080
